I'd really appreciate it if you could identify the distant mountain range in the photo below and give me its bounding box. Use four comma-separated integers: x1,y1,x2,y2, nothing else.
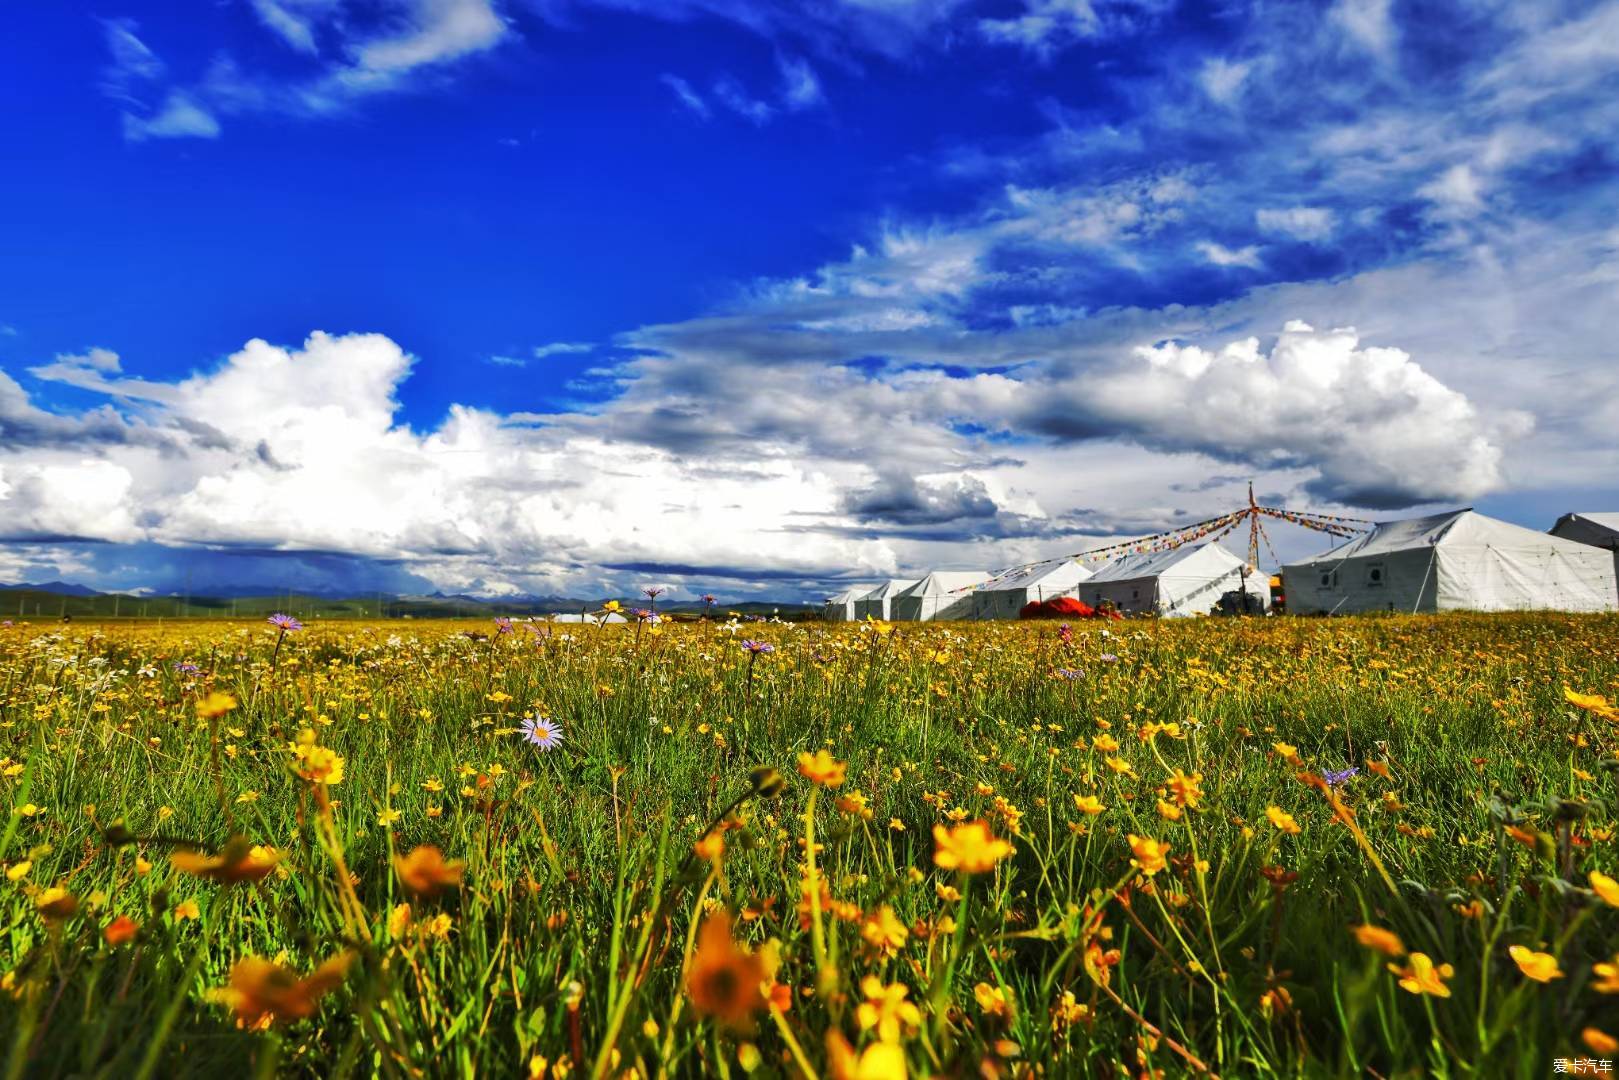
0,582,811,619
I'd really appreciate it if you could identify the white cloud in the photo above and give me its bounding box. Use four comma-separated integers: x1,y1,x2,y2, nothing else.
1418,163,1484,214
353,0,507,74
1020,322,1528,506
1330,0,1397,58
1197,57,1252,105
712,75,774,125
1255,206,1336,241
1196,241,1262,268
661,74,710,119
122,91,220,142
777,55,824,110
533,341,595,359
248,0,334,53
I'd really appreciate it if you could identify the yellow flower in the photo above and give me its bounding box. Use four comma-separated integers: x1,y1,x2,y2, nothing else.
685,911,767,1029
1272,742,1298,760
1388,952,1453,997
36,886,78,921
235,791,260,804
1564,686,1619,721
1352,924,1405,957
1092,734,1119,753
797,750,847,788
1593,954,1619,994
860,905,909,956
1166,768,1203,808
210,953,352,1026
932,821,1013,874
173,899,201,921
1128,834,1170,876
171,839,280,884
1590,870,1619,908
195,692,238,720
826,1031,906,1080
856,976,922,1042
1266,806,1301,834
388,903,412,938
1156,799,1183,821
423,778,444,792
1073,794,1106,815
973,982,1015,1019
1104,756,1135,777
394,846,464,897
5,860,31,882
1507,944,1562,983
290,731,344,785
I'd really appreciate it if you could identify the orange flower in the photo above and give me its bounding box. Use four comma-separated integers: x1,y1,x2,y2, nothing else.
686,911,767,1028
1266,806,1301,834
1351,924,1405,958
797,750,847,788
1166,769,1203,808
1593,954,1619,994
1584,1027,1619,1055
1507,944,1562,983
103,914,140,945
212,953,353,1027
195,691,238,720
860,905,909,956
394,845,464,897
1387,952,1453,997
1127,834,1170,876
1073,794,1106,815
171,838,280,884
932,821,1013,874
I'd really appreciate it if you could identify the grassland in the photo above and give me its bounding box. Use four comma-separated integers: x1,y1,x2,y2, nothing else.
2,612,1617,1078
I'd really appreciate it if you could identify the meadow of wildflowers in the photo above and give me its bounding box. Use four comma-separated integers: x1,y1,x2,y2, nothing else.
1,611,1617,1078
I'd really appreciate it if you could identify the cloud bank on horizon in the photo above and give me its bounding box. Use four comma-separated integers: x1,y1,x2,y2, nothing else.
0,0,1616,599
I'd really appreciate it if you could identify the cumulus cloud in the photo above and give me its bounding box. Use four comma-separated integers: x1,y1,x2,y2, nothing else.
1018,321,1529,507
1255,206,1335,241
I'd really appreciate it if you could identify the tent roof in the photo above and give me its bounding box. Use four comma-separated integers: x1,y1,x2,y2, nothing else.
1087,541,1242,583
1552,512,1619,544
897,571,991,597
979,559,1094,592
825,585,877,604
1289,509,1604,565
857,579,917,601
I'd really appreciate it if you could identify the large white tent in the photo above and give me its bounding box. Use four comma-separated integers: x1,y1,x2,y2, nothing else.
1283,509,1618,614
890,571,990,621
1077,543,1266,616
971,559,1094,620
821,584,877,622
853,580,917,622
1551,513,1619,604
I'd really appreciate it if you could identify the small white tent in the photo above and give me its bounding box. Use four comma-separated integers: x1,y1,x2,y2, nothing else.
1284,509,1618,614
1551,513,1619,604
853,580,916,622
821,585,876,622
971,560,1094,620
891,571,990,622
1077,543,1265,617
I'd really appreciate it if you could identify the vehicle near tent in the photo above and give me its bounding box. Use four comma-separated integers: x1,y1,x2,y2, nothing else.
821,585,876,622
971,559,1094,620
852,579,917,622
890,571,990,621
1550,513,1619,604
1075,543,1268,617
1283,509,1618,614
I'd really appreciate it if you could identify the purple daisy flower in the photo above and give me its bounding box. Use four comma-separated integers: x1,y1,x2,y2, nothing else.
494,617,514,634
1054,668,1087,681
1324,767,1360,788
521,715,563,751
173,661,201,674
740,640,775,655
267,613,303,632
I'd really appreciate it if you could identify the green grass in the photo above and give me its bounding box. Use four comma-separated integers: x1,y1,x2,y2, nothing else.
2,613,1617,1078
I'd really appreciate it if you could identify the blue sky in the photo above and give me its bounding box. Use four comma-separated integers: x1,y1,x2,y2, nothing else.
1,0,1616,599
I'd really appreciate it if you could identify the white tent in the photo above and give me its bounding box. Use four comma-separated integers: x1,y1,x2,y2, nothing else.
821,584,877,622
891,571,990,621
971,559,1094,620
1283,509,1618,615
853,580,916,622
548,612,629,624
1077,542,1266,617
1551,513,1619,604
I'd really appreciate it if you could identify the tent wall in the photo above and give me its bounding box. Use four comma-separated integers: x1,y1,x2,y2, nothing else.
971,581,1085,620
852,580,916,622
1283,548,1440,614
1435,546,1616,612
892,591,977,622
